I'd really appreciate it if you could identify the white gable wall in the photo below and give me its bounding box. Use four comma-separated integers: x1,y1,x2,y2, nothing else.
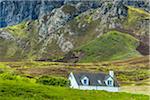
68,72,79,89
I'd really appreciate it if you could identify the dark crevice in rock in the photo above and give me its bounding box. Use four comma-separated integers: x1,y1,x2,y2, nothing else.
136,42,149,55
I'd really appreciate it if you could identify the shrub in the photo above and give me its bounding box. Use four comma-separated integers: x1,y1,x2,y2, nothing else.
0,73,36,83
36,76,69,87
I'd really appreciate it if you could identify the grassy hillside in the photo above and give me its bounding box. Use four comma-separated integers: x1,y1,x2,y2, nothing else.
75,31,141,62
0,20,44,61
1,56,149,86
0,78,148,100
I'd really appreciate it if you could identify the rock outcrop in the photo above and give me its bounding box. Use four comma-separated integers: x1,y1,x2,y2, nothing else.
0,0,149,61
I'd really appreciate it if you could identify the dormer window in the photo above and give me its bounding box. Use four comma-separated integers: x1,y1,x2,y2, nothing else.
83,79,87,84
81,76,89,85
107,80,112,86
105,76,114,87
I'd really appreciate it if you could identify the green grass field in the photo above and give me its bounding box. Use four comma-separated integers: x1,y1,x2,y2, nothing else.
0,78,149,100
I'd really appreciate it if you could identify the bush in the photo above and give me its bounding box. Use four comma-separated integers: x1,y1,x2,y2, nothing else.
36,76,69,87
0,73,36,83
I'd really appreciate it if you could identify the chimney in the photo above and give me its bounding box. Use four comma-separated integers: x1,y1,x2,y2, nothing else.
109,71,114,77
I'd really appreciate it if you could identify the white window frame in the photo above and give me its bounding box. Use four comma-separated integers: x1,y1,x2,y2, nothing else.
105,77,114,87
107,80,113,86
81,76,89,86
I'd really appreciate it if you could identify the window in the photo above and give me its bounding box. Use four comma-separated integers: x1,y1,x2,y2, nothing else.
107,80,112,86
84,79,87,84
81,76,89,85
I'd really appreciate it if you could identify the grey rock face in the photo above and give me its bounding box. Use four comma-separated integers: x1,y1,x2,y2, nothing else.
0,0,103,28
38,4,78,39
1,0,149,28
0,0,64,27
0,31,15,40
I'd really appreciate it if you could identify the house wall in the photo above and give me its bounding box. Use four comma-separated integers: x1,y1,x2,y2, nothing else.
78,86,119,92
68,72,79,89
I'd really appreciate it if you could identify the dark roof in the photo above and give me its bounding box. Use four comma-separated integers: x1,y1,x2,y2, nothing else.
73,72,119,87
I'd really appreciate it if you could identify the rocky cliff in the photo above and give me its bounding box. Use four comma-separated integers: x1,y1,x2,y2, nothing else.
1,0,149,27
0,0,149,62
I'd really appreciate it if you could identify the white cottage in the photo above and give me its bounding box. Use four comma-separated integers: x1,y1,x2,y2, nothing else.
68,71,119,92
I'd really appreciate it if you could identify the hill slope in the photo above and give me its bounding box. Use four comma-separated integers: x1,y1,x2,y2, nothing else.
74,31,141,62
